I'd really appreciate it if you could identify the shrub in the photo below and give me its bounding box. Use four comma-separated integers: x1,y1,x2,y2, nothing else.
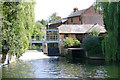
39,30,46,38
63,37,74,47
74,39,81,47
63,37,81,48
82,35,102,55
89,28,100,36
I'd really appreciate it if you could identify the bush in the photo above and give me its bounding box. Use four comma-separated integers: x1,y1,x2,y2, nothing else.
74,39,81,47
82,35,102,55
63,37,81,48
90,28,100,36
39,30,46,38
63,37,74,47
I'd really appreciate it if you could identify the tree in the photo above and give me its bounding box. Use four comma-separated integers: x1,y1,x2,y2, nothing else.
2,2,36,58
40,19,47,25
95,1,120,61
48,12,59,23
90,28,100,36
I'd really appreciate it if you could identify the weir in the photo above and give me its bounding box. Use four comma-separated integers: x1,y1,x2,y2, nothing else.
28,29,62,56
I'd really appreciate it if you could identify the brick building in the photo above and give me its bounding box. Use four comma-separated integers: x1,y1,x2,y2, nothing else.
67,5,103,25
48,5,106,42
58,24,106,42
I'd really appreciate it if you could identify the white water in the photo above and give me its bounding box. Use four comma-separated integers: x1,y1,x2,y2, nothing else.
19,50,51,61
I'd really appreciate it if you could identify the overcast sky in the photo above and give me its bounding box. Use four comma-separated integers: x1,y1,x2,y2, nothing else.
35,0,95,22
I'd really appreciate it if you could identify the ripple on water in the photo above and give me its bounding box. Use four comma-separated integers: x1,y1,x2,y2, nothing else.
2,50,119,78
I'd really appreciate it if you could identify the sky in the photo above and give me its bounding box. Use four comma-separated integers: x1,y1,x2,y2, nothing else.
35,0,95,22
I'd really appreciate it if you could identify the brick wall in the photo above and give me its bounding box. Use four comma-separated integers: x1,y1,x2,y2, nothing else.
67,6,103,25
68,34,76,38
60,34,65,40
60,33,76,40
68,17,82,24
81,6,103,25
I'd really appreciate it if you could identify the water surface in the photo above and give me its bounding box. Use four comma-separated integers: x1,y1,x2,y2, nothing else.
2,50,119,78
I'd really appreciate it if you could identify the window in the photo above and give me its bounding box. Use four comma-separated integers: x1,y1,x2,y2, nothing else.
71,18,73,22
64,34,68,38
76,34,82,42
48,43,58,48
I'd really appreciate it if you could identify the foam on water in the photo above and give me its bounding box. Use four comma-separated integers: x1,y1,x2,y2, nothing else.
19,50,50,61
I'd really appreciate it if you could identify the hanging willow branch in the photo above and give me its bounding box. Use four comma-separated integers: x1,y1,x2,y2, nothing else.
96,2,119,61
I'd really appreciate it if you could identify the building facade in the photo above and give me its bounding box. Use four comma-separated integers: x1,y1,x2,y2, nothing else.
48,5,106,42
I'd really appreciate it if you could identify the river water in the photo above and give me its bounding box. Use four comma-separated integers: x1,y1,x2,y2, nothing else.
2,50,119,78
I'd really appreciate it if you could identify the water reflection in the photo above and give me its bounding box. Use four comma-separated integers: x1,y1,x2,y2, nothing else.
2,56,119,78
0,67,2,79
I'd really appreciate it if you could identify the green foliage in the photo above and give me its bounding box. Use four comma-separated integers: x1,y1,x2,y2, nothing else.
34,19,47,36
2,2,35,58
74,39,81,47
35,21,46,29
32,26,39,35
28,43,42,50
63,37,80,48
40,19,47,25
48,12,59,22
90,28,100,36
82,35,102,55
39,30,46,38
63,37,74,47
95,2,120,61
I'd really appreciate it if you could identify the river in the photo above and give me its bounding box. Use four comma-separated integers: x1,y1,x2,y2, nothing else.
2,50,119,78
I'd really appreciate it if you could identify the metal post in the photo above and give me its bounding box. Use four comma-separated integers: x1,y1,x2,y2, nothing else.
55,35,56,41
39,35,40,41
44,35,46,41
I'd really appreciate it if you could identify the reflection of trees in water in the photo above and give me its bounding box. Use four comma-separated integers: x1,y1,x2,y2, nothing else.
2,57,119,78
47,57,61,77
0,67,2,79
84,66,108,78
80,60,118,78
59,61,85,78
55,57,85,78
57,58,118,78
2,61,36,78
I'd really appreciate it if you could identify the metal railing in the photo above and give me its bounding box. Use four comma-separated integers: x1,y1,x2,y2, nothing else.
28,35,62,41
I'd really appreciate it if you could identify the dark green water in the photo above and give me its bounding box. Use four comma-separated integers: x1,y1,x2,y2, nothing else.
2,56,119,78
0,66,2,79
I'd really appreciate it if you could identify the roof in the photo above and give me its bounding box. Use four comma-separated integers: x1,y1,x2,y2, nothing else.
49,18,68,25
68,5,94,18
87,24,106,33
40,27,46,30
68,9,86,18
58,24,106,34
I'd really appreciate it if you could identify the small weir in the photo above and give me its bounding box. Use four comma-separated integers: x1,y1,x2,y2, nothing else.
29,29,62,56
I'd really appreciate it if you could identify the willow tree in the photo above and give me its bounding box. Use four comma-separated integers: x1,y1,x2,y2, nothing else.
95,1,120,61
2,1,35,58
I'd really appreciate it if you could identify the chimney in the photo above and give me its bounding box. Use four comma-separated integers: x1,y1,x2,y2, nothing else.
74,7,78,12
58,16,61,19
